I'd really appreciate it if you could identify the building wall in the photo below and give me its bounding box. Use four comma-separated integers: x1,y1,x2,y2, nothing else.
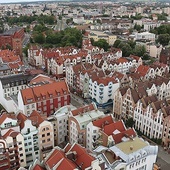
38,121,54,160
86,122,100,151
21,119,39,167
134,101,163,139
0,117,20,136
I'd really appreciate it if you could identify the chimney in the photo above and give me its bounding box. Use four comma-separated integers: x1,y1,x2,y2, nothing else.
130,145,133,150
66,151,77,161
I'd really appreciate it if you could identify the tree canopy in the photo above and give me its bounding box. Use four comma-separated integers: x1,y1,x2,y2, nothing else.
93,39,109,51
32,27,82,48
157,34,170,46
5,14,56,25
113,39,146,57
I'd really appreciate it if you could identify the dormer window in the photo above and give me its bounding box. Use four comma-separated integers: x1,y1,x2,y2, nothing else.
57,92,60,96
43,95,46,99
50,94,53,98
27,98,33,103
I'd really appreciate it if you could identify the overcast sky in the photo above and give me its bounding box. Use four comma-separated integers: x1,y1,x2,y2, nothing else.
0,0,52,3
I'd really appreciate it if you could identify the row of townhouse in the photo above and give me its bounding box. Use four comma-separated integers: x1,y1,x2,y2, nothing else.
94,55,142,74
0,72,70,115
28,143,105,170
0,73,38,113
18,76,70,117
0,101,158,170
135,62,169,80
114,74,170,120
54,104,158,170
66,63,120,107
27,42,122,78
113,75,170,148
66,56,167,107
0,111,54,168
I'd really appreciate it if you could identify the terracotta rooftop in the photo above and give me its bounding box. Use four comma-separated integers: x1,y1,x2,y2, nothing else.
116,57,128,64
29,74,56,85
103,120,126,136
32,164,45,170
71,103,95,116
68,143,95,170
29,110,44,127
3,129,19,139
0,113,8,125
136,65,150,77
45,149,74,169
112,128,136,144
21,80,69,105
129,54,140,61
92,115,114,128
96,76,118,86
17,112,27,129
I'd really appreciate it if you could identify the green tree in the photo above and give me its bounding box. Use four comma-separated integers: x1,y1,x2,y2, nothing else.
6,44,12,50
113,39,121,48
131,13,142,20
23,46,29,57
157,34,170,46
143,53,150,60
58,15,62,20
94,39,109,51
125,117,135,128
34,33,45,44
118,42,132,57
157,13,167,21
133,45,146,57
127,40,136,49
134,23,141,32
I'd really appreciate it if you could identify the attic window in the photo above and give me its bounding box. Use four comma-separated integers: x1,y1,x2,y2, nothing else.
43,95,46,99
49,94,53,98
27,98,33,103
57,92,60,96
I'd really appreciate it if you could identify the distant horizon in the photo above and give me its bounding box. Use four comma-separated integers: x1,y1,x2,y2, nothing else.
0,0,55,3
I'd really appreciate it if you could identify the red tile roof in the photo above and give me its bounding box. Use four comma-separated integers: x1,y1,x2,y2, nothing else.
64,143,72,153
92,115,114,128
0,49,22,64
29,74,56,85
69,144,95,170
96,76,118,85
21,80,70,105
129,54,140,61
103,120,126,136
136,65,150,77
71,103,95,116
0,113,8,125
45,149,76,170
17,112,27,129
32,164,45,170
29,110,44,127
112,128,136,144
56,159,77,170
116,57,128,64
3,129,19,139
